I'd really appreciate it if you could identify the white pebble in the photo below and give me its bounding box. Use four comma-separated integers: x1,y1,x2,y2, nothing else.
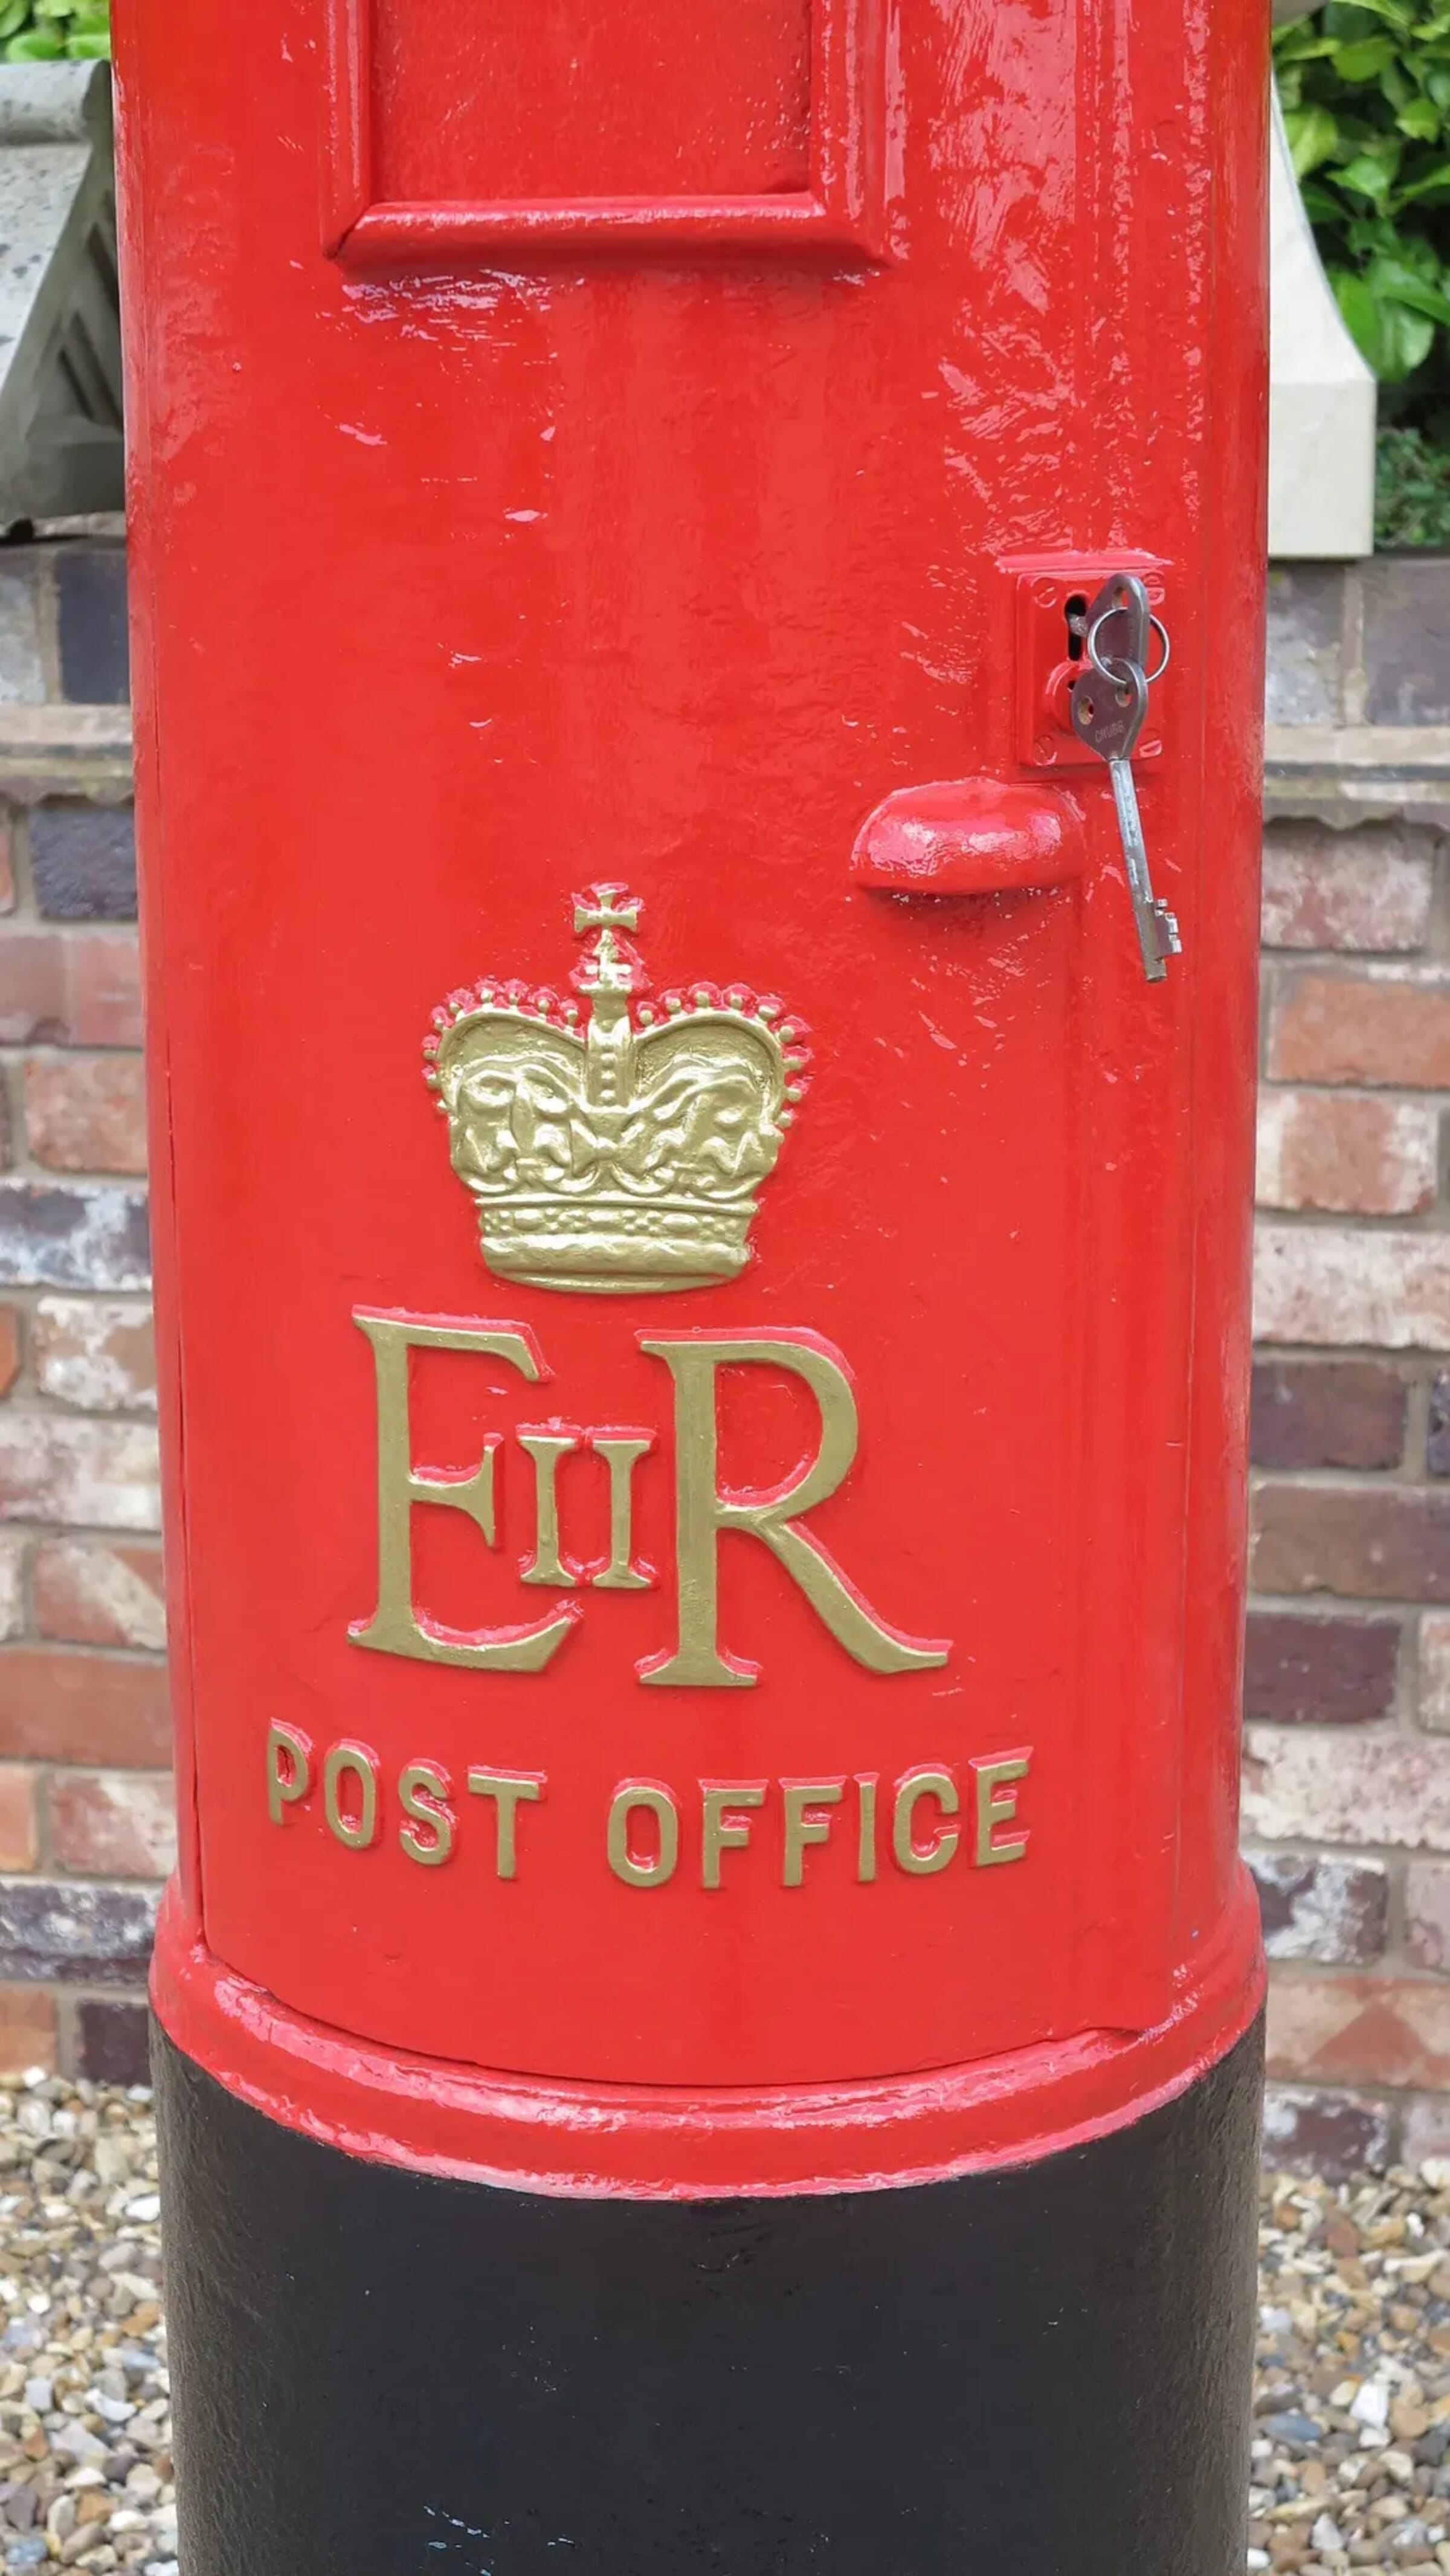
1352,2380,1391,2429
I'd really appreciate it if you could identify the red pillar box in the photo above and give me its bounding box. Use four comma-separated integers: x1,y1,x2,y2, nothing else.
114,0,1268,2566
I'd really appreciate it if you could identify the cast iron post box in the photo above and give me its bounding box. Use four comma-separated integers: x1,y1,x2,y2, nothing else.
113,0,1269,2566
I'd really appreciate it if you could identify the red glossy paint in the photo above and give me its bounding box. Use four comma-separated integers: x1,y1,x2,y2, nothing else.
114,0,1269,2191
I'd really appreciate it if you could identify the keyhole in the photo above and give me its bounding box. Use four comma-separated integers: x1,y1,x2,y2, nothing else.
1065,593,1089,664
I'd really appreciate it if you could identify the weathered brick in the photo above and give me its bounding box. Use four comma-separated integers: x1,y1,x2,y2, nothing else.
0,1305,17,1396
0,1984,55,2075
68,935,143,1047
1252,1483,1450,1600
1417,1612,1450,1732
70,1997,147,2085
0,1878,156,1986
54,547,129,707
33,1541,164,1650
1242,1611,1399,1722
0,1650,168,1767
1401,2095,1450,2166
29,803,135,924
1265,567,1344,727
0,1770,37,1873
1249,1849,1389,1964
1267,1973,1450,2090
48,1771,173,1879
0,929,141,1047
0,818,14,915
0,1535,21,1644
0,1180,148,1291
0,931,65,1042
1244,1722,1450,1849
0,1416,158,1531
1254,1224,1450,1351
1260,822,1436,954
22,1055,146,1175
1406,1860,1450,1972
1429,1377,1450,1479
0,562,48,708
1262,2082,1393,2177
1255,1089,1437,1216
1249,1361,1406,1472
1268,967,1450,1087
31,1296,154,1414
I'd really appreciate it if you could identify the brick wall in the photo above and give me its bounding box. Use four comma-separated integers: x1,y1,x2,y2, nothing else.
0,529,159,2086
1254,561,1450,2171
3,536,1449,2142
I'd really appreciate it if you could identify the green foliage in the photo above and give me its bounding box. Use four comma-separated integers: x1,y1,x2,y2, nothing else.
0,0,109,62
1376,420,1450,539
1275,1,1450,432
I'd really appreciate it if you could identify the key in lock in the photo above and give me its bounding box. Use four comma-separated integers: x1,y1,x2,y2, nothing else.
1069,573,1180,985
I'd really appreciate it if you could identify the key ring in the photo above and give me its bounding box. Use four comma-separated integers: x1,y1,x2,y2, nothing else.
1086,610,1171,690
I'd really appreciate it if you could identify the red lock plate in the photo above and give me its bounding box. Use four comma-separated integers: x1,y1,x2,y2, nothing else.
1010,556,1169,773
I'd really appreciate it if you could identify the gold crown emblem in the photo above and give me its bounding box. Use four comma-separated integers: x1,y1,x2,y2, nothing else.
423,886,810,1295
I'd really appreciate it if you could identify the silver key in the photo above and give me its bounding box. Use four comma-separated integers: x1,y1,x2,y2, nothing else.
1069,576,1181,985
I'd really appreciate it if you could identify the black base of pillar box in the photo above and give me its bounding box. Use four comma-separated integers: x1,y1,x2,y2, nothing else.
152,2016,1263,2576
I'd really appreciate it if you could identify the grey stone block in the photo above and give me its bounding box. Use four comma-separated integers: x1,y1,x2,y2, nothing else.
1363,558,1450,726
30,799,134,919
1265,565,1344,727
0,1179,148,1290
0,66,123,527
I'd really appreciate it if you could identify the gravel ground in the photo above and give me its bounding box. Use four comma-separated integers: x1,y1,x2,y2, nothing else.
0,2072,172,2575
0,2065,1442,2576
1255,2162,1450,2572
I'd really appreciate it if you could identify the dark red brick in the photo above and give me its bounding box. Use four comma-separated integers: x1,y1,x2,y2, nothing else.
1252,1485,1450,1602
69,1997,149,2084
1242,1611,1399,1722
1251,1360,1406,1473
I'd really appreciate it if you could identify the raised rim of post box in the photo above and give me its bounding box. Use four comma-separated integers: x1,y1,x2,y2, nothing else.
321,0,892,266
150,1873,1266,2198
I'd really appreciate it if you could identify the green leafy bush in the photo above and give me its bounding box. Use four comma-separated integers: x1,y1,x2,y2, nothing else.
1277,1,1450,434
1376,420,1450,538
0,0,109,61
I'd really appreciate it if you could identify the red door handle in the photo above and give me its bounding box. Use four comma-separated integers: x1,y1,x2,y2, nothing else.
851,778,1086,896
